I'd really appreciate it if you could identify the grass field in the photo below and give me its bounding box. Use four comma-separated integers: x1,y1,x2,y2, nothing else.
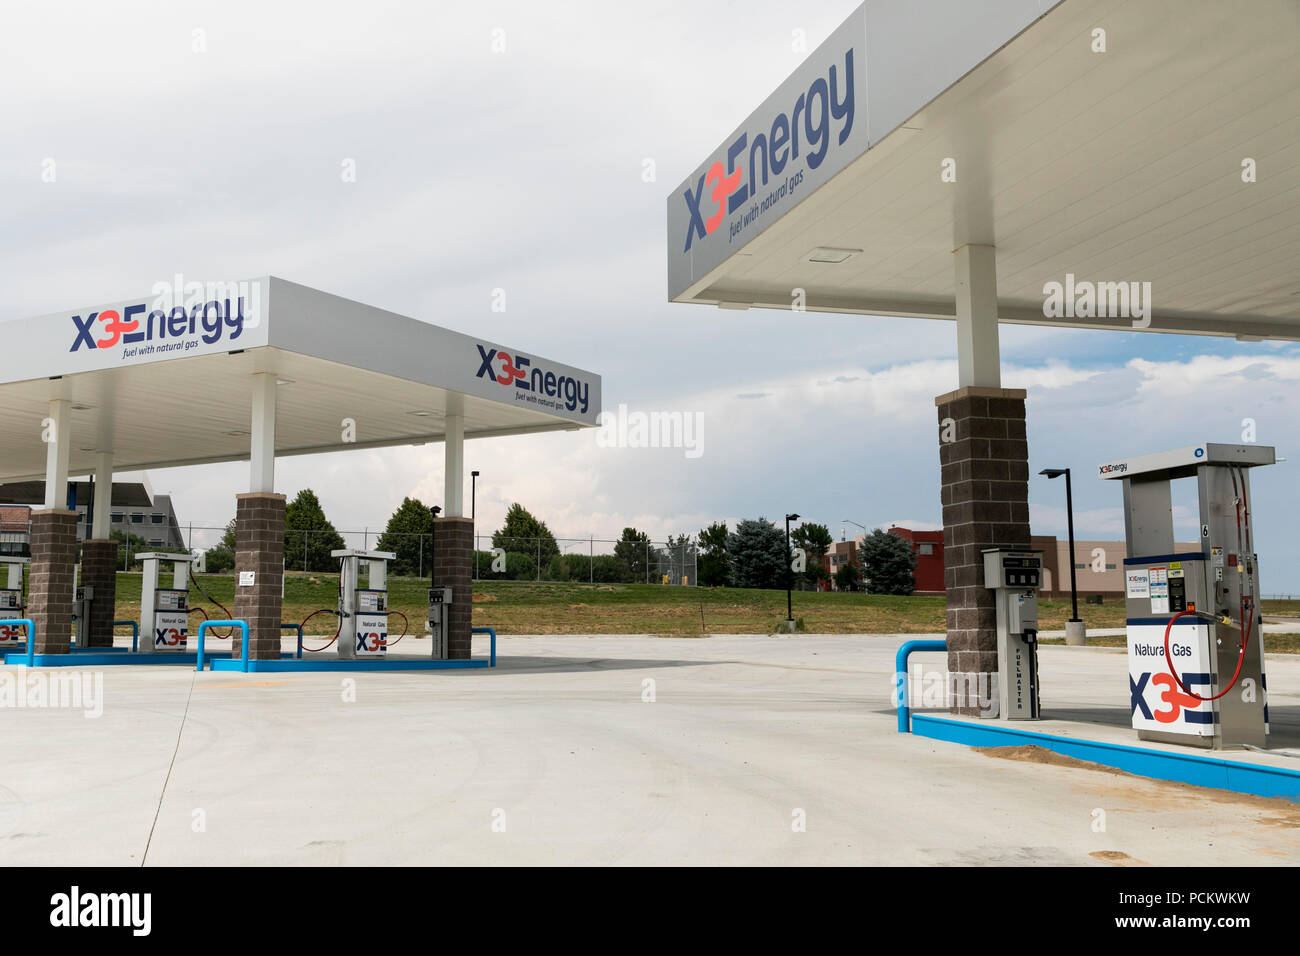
89,572,1300,648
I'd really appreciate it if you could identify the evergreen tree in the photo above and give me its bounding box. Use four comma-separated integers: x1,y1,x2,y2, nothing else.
614,527,651,583
727,518,787,590
857,529,918,595
376,496,436,576
697,521,731,587
284,489,347,572
492,503,559,561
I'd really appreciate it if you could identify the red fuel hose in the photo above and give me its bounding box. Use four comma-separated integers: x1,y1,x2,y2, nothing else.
386,611,410,647
1163,607,1249,702
299,608,341,652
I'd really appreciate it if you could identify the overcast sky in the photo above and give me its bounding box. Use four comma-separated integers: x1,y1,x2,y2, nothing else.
3,1,1297,586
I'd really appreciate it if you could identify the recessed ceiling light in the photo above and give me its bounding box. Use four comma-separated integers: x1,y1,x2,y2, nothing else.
276,378,295,386
408,410,433,417
226,429,250,437
808,247,861,264
70,403,94,411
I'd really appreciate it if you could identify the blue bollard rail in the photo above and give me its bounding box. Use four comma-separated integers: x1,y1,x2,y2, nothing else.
195,620,249,671
472,626,497,667
281,623,303,659
117,620,140,653
895,639,947,733
14,620,37,667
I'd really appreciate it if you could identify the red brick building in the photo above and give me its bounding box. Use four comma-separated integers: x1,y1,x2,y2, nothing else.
886,527,945,594
821,526,944,593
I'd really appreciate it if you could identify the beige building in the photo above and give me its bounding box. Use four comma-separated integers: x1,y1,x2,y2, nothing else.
1032,536,1200,599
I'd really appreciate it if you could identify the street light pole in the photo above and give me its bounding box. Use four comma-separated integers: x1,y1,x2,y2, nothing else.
785,513,800,630
1040,467,1085,645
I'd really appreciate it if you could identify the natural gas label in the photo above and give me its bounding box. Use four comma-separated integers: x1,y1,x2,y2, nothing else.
0,610,24,644
354,614,388,655
153,611,188,650
1127,625,1214,736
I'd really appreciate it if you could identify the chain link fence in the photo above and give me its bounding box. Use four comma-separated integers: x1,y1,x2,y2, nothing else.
146,523,699,585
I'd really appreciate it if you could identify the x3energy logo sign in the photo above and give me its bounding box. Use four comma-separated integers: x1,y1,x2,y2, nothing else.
680,47,856,254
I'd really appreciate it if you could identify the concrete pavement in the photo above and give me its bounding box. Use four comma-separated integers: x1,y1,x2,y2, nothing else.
1,635,1297,865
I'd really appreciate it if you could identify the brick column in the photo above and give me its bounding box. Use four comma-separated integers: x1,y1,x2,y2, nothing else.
232,493,286,660
28,509,77,654
433,517,473,659
80,539,118,647
936,387,1031,716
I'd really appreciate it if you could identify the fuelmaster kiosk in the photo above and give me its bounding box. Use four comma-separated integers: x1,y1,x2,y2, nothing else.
0,557,27,647
139,553,192,653
334,549,394,659
1100,443,1274,750
982,548,1042,720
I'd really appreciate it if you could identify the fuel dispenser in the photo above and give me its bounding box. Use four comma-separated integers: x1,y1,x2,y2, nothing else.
139,553,192,653
1099,443,1273,750
982,548,1042,719
0,557,27,647
427,585,452,659
333,549,395,659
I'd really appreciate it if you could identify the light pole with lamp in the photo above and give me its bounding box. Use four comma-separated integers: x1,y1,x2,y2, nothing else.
785,513,800,631
1039,468,1086,645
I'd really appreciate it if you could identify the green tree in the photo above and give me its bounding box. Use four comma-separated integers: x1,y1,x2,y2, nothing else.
727,518,786,590
792,522,833,590
834,561,861,592
203,544,235,573
858,529,918,595
614,527,651,583
284,489,347,572
697,521,730,587
203,517,237,573
111,529,148,570
375,496,436,576
492,503,559,562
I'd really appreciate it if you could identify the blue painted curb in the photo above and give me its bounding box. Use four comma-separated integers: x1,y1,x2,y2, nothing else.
207,658,490,672
5,651,234,666
911,713,1300,801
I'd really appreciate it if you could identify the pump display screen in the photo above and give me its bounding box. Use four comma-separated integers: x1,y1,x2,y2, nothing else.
156,589,187,611
0,590,19,610
1000,556,1040,588
357,589,386,613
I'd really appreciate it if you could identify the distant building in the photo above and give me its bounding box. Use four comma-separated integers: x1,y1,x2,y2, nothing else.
0,475,186,551
887,527,944,594
821,525,1195,598
0,506,31,557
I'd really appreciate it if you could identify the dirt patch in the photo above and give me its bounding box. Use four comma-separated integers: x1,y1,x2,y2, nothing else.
471,593,498,603
1089,850,1148,866
979,745,1300,828
978,745,1129,776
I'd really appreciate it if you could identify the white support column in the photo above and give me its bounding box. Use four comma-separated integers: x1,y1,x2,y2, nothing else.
43,399,72,510
92,453,113,539
953,243,1001,388
249,372,277,493
444,414,465,517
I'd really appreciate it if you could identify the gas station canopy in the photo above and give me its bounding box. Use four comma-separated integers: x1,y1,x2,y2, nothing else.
0,277,601,481
668,0,1300,340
